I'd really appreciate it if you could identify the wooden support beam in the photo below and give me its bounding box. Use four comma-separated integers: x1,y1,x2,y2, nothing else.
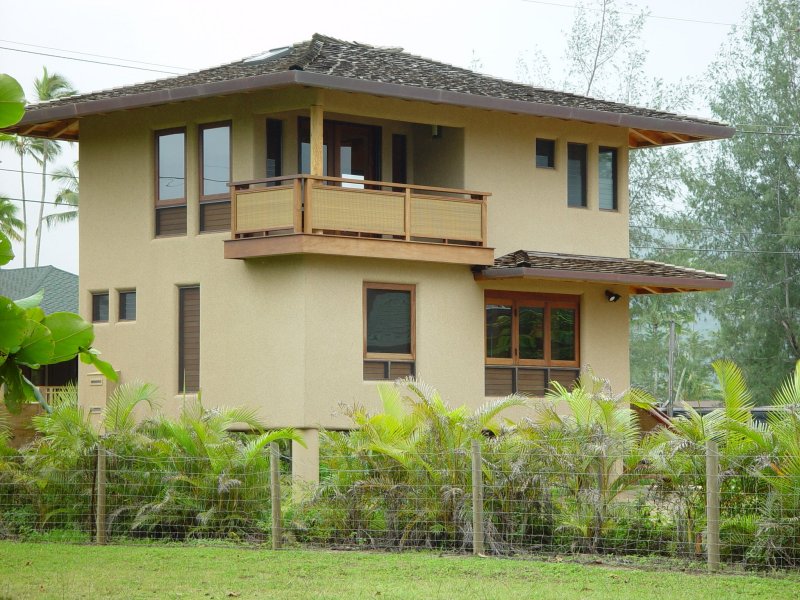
51,120,78,139
631,129,661,146
19,124,38,136
310,104,324,176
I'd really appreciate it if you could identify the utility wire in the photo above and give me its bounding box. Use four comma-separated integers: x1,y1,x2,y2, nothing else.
631,245,800,255
0,167,76,178
0,39,192,71
3,197,75,208
519,0,736,26
0,46,184,75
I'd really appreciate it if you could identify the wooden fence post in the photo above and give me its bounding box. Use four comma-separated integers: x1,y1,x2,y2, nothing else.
706,439,720,572
96,441,106,545
270,442,282,550
471,440,485,556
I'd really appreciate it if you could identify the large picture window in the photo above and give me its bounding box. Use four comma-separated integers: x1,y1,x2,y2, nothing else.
155,128,187,236
363,283,415,380
199,122,232,232
485,292,579,396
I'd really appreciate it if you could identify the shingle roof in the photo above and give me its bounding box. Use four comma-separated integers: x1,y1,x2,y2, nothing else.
11,34,732,146
476,250,731,294
0,266,78,313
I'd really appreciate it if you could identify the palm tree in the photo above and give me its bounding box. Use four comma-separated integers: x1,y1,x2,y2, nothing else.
0,195,24,242
44,161,78,230
0,135,33,266
31,68,75,267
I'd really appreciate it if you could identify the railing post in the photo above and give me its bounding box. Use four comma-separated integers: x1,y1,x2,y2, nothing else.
706,439,720,572
471,439,485,556
95,441,107,545
303,178,313,234
404,188,412,241
480,196,488,247
270,442,282,550
293,178,303,233
231,185,239,238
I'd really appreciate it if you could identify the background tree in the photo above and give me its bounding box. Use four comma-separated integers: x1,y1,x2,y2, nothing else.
30,68,75,267
678,0,800,402
0,195,24,243
44,161,79,230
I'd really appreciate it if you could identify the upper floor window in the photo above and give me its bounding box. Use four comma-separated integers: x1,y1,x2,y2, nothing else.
485,293,579,396
266,119,283,179
199,122,232,232
119,290,136,321
567,143,587,208
155,128,187,236
92,292,109,323
363,283,415,381
536,139,555,169
598,146,618,211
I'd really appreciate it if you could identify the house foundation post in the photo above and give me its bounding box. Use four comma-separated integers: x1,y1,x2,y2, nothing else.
291,428,320,496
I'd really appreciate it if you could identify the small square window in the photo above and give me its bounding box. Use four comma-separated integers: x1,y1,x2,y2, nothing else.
536,139,556,168
92,293,109,323
119,290,136,321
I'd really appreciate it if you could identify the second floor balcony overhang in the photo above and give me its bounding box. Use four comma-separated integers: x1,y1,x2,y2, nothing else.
223,175,495,265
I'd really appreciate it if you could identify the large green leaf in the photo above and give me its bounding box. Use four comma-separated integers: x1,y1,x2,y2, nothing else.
0,362,36,413
80,349,118,381
15,289,44,310
0,296,28,355
15,321,55,366
0,233,13,267
0,74,25,128
41,312,94,364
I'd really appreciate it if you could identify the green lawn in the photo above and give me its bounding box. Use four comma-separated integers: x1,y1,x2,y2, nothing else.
1,542,799,599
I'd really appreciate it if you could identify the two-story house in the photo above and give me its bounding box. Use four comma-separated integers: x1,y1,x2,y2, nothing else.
5,34,733,481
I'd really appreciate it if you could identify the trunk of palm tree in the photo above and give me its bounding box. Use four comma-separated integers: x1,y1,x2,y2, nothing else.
18,151,27,267
34,154,48,267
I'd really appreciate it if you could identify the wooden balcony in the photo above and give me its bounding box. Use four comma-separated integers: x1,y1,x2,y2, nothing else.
223,175,495,265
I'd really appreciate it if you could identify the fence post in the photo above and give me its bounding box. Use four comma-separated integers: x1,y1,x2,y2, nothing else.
95,441,106,545
471,439,485,556
270,442,282,550
706,439,720,572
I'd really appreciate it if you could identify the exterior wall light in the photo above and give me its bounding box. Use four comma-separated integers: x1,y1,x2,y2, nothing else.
605,290,621,303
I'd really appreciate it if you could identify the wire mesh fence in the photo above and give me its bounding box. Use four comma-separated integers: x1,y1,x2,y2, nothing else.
2,437,800,572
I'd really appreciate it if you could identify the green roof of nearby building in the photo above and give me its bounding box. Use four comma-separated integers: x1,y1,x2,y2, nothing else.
0,266,78,314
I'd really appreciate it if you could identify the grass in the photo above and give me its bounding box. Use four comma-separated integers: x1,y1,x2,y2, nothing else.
1,542,799,599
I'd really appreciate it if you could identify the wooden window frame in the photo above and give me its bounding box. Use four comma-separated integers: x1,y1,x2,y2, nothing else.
598,146,618,211
484,291,579,369
91,291,109,323
199,121,232,204
178,285,200,394
155,127,187,208
363,282,416,361
567,142,588,208
118,290,136,322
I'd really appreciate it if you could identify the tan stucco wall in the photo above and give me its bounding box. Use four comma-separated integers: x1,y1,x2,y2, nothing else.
77,87,632,432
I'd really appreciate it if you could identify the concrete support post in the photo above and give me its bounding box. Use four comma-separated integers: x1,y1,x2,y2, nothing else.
291,428,320,496
310,104,324,177
95,441,107,545
706,439,720,572
471,440,485,556
270,442,282,550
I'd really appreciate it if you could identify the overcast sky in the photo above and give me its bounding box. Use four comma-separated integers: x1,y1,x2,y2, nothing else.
1,0,752,274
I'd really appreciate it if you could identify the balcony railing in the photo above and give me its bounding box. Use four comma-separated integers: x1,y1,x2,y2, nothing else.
230,175,490,247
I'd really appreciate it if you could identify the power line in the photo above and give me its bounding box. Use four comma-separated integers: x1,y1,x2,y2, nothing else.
0,46,183,75
519,0,735,27
0,39,192,71
631,224,800,239
0,167,76,179
3,197,76,208
631,245,800,255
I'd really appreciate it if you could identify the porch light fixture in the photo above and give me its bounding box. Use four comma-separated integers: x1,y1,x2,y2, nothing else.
605,290,621,303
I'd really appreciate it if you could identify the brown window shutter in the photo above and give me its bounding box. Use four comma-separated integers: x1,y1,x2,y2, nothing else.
179,286,200,393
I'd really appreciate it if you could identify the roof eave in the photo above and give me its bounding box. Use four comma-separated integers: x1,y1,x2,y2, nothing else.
474,266,733,294
6,71,735,144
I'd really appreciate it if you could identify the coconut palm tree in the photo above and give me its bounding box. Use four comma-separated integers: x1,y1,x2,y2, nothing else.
0,135,33,266
30,68,75,267
44,161,78,230
0,195,24,243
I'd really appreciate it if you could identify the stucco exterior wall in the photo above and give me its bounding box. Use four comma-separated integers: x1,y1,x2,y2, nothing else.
77,87,632,430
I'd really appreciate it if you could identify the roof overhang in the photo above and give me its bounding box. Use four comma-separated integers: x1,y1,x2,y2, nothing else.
474,265,733,294
3,71,734,147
